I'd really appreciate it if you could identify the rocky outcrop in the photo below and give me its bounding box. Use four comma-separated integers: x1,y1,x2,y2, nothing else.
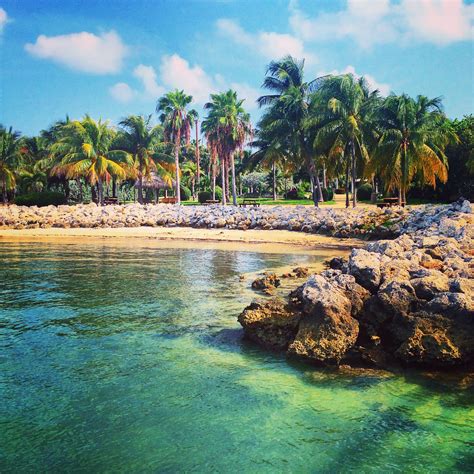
239,199,474,370
251,273,281,294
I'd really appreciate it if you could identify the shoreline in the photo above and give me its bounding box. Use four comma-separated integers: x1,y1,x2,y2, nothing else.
0,226,363,254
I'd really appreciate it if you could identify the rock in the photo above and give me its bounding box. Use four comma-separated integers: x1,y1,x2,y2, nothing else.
377,280,418,316
287,276,359,363
292,267,309,278
238,298,302,350
348,248,381,291
326,256,346,270
251,273,281,293
410,272,450,300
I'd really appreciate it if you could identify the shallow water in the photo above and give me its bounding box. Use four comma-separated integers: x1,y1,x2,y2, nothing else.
1,241,473,473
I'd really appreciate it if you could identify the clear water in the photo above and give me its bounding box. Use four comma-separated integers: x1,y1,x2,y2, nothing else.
1,241,473,473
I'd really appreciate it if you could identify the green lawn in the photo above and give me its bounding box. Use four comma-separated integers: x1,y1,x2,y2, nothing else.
182,198,336,206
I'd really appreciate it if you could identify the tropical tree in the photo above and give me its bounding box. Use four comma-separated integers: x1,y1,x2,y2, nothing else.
202,90,252,205
117,114,173,204
182,161,200,199
156,90,196,204
51,116,132,205
312,74,379,207
0,126,22,203
257,56,325,206
371,94,456,204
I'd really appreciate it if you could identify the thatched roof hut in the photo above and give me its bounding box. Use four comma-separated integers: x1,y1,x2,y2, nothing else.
135,173,174,190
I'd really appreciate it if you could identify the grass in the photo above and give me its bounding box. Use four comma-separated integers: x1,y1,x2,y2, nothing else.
182,198,337,206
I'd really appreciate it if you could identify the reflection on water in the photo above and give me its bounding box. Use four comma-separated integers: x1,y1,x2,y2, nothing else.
1,241,473,472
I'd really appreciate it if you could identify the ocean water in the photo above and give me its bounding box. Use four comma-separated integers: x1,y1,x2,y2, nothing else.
1,240,473,473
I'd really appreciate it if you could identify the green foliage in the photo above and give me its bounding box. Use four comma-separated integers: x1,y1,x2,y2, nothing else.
284,188,306,200
197,186,222,203
357,183,373,201
15,191,67,207
179,185,191,201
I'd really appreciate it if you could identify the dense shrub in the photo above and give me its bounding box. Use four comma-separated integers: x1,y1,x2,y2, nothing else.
180,185,191,201
357,183,373,201
14,191,67,207
322,188,334,201
284,188,306,200
197,186,223,204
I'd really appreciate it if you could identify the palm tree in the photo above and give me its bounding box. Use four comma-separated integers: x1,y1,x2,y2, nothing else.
202,90,252,205
312,74,379,207
371,94,455,204
156,90,196,204
182,161,200,199
117,114,173,204
51,116,132,205
0,126,22,203
258,56,325,206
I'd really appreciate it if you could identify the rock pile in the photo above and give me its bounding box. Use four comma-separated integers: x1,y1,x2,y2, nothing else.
0,202,411,238
239,199,474,369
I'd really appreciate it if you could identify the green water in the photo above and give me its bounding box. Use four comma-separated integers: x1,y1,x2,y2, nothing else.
1,241,473,473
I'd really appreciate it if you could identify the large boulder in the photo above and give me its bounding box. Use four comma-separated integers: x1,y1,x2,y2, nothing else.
287,276,359,363
238,298,302,350
348,248,381,291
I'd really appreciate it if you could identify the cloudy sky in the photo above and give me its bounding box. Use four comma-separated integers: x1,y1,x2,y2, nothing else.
1,0,473,135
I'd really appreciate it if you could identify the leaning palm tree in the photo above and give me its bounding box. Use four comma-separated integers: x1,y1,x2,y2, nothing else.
371,94,456,204
156,90,195,204
0,125,22,203
312,74,379,207
117,114,173,204
258,56,326,206
202,90,252,205
51,116,132,205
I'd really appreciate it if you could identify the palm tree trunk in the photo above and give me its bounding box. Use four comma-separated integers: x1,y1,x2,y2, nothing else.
401,143,408,206
2,179,7,204
272,162,277,201
315,170,324,203
221,159,226,205
195,120,200,189
97,178,104,206
351,140,357,208
309,172,319,208
322,165,327,189
76,178,83,203
230,152,238,206
137,175,144,204
174,132,181,205
225,159,230,203
345,159,350,208
212,162,216,201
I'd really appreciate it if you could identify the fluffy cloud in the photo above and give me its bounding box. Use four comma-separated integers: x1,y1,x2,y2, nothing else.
216,18,315,62
25,30,128,74
289,0,474,48
0,8,8,33
109,82,135,103
318,65,391,96
133,64,165,97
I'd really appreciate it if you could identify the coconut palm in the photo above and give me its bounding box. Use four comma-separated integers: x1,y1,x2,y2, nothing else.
51,116,132,205
182,161,200,199
202,90,252,205
156,90,196,204
117,114,173,204
0,125,22,203
371,94,456,204
312,74,379,207
258,56,326,206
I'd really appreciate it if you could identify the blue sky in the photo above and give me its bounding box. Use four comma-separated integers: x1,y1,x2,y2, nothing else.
1,0,473,136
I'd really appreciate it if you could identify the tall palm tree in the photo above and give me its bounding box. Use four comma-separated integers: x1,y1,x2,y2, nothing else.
51,116,131,205
202,90,252,205
258,56,325,206
182,161,200,199
0,125,22,203
371,94,455,204
312,74,379,207
117,114,173,204
156,90,195,204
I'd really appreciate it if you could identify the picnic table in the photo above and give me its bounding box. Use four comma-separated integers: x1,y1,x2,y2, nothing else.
160,197,178,204
376,197,405,208
103,197,119,205
239,198,261,207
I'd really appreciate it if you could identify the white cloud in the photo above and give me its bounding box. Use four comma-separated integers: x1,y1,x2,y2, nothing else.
216,18,316,62
289,0,474,48
133,64,165,97
318,65,391,96
109,82,135,103
25,30,128,74
109,54,260,109
0,7,8,33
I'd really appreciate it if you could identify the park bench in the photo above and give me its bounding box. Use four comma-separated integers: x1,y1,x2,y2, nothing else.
204,200,220,205
376,197,405,208
103,197,119,205
239,198,261,207
160,197,178,204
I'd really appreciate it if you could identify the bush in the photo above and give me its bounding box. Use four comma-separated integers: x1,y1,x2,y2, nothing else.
357,183,373,201
335,188,346,194
14,191,67,207
284,188,306,200
322,187,334,201
180,185,191,201
197,186,223,204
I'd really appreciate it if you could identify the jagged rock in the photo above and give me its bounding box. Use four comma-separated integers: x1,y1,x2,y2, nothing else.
348,248,381,291
292,267,309,278
410,272,450,300
238,298,302,349
287,276,359,363
251,273,281,293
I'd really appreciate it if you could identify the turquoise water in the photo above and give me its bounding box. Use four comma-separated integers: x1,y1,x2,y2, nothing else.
1,241,473,473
